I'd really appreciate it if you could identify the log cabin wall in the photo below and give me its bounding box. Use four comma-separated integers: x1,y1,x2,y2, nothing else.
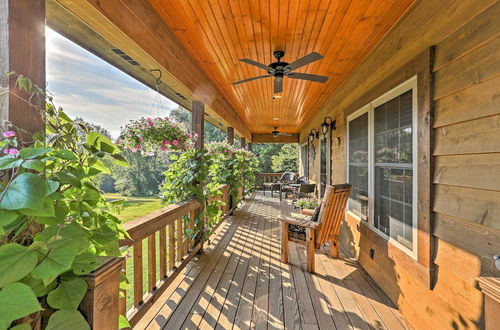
299,0,500,329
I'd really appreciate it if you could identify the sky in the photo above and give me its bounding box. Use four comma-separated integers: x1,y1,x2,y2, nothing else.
45,27,178,138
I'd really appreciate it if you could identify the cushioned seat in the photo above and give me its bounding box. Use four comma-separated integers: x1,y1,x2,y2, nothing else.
287,207,321,241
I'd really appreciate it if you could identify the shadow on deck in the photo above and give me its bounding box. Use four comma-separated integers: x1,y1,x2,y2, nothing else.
135,193,408,330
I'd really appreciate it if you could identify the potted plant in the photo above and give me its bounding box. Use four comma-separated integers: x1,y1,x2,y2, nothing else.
117,117,196,155
296,198,319,215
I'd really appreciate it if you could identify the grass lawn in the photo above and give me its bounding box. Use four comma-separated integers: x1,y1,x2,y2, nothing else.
104,193,163,223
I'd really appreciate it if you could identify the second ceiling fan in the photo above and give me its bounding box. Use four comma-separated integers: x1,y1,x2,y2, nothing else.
232,50,328,94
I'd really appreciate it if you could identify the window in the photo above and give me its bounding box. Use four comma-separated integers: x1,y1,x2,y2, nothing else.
300,143,309,177
347,77,417,256
348,113,368,219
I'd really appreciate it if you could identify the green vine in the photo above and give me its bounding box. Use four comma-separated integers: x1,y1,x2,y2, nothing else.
0,75,130,329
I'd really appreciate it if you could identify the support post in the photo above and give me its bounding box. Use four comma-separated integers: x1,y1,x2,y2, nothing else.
0,0,45,141
80,258,124,330
227,127,234,145
192,101,205,251
240,137,246,149
248,143,252,152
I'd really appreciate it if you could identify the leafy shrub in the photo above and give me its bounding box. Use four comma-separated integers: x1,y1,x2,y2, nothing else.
296,198,319,209
0,76,129,329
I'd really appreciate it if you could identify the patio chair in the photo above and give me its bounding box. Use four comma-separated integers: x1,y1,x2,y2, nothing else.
278,184,352,273
263,172,297,197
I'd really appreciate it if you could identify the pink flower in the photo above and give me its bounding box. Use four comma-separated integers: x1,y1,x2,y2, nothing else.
138,137,144,142
164,140,170,145
146,117,152,121
115,138,121,144
147,121,155,127
3,131,15,138
147,152,155,156
161,146,167,151
135,145,142,150
172,140,179,146
3,148,19,156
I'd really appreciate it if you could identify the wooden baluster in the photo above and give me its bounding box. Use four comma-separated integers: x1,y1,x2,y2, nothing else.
159,227,167,279
176,218,183,262
133,241,143,307
189,210,195,249
169,222,175,271
147,234,156,291
119,261,127,317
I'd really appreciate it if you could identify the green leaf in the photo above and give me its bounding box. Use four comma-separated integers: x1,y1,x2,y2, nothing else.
118,315,130,329
46,310,90,330
0,283,42,330
91,159,111,175
53,149,78,160
55,172,82,188
110,153,129,167
47,277,87,310
0,173,47,210
22,159,45,172
71,252,99,275
19,148,50,159
0,157,23,170
0,243,38,287
45,180,60,196
85,132,119,154
21,275,57,297
20,198,55,217
31,240,79,279
0,210,18,227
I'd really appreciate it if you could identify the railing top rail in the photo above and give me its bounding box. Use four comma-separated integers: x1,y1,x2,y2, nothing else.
120,199,201,246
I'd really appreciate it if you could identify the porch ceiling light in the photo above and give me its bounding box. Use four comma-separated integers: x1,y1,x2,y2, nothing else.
321,116,336,136
308,128,319,143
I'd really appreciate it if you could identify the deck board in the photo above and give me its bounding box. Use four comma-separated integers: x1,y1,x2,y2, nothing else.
141,193,408,330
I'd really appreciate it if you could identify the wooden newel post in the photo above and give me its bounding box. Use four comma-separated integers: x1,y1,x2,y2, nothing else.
240,137,246,149
227,127,234,145
80,257,124,329
192,101,205,251
0,0,45,140
248,143,252,152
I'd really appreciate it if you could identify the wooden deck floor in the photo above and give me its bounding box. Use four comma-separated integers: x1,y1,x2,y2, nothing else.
136,193,408,330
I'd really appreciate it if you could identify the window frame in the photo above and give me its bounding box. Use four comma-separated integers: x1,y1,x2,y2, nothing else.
346,76,418,259
300,142,309,177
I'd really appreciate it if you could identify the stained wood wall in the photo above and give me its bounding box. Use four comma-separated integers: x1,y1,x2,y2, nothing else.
300,0,500,329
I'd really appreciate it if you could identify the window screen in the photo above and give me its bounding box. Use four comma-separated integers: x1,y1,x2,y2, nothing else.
348,113,368,220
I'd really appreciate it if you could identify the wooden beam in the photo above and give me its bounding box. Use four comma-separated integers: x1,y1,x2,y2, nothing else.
0,0,45,141
192,101,204,150
49,0,251,141
252,133,299,144
227,127,234,145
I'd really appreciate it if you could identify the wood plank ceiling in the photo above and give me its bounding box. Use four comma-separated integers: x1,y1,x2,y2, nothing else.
149,0,415,134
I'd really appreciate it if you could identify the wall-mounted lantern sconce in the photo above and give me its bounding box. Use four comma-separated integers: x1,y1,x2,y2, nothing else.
321,117,336,136
308,128,319,143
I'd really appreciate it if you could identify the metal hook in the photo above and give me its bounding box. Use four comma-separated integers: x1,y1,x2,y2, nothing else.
150,69,162,87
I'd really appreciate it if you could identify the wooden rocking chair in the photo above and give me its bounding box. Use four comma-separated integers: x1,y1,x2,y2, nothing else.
278,184,352,273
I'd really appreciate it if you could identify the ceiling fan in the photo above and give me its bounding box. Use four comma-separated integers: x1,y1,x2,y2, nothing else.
271,127,292,137
232,50,328,93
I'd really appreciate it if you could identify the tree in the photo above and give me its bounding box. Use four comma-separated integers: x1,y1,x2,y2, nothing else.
252,143,283,172
111,150,168,196
271,144,299,172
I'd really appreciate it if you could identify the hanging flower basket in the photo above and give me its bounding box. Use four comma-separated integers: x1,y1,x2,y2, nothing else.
117,117,196,155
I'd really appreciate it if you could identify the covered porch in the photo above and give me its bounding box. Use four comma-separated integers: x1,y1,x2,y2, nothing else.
136,193,407,330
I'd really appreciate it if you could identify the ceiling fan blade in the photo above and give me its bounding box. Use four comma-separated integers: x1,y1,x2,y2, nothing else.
232,75,271,85
287,72,328,83
278,132,292,136
239,58,273,72
274,77,283,93
284,52,323,71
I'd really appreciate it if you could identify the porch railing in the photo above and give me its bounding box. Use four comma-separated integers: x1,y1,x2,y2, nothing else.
118,184,232,327
255,172,284,189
